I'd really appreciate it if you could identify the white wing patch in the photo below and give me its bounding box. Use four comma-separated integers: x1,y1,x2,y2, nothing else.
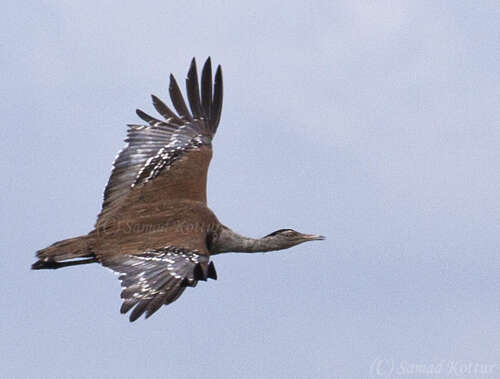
100,246,216,322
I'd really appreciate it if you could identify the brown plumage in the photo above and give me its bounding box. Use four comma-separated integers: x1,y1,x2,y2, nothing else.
33,58,325,321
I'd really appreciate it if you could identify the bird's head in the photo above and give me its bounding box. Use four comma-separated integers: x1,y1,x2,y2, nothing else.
264,228,325,249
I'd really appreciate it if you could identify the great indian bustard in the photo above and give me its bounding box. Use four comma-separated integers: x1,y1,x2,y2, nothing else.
32,58,325,322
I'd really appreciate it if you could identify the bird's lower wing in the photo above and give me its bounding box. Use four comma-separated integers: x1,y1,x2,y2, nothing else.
100,246,217,322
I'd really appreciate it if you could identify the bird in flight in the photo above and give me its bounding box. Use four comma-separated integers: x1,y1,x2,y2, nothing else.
32,58,325,321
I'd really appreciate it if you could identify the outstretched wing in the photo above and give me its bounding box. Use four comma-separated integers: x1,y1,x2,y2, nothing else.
96,58,223,226
101,246,217,322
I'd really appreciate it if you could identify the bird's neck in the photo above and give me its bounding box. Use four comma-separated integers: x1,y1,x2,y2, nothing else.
210,227,283,254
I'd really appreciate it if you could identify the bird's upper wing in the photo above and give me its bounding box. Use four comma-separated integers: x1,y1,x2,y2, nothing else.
101,246,217,322
95,58,223,226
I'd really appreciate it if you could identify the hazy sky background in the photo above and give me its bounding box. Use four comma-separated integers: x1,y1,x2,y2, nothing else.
2,1,499,378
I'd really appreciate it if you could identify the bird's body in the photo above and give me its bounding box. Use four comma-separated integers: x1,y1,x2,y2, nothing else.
33,58,324,321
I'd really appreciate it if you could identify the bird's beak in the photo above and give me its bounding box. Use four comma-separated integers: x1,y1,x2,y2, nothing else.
303,234,326,241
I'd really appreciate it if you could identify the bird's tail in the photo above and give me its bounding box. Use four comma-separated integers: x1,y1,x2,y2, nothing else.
32,234,95,270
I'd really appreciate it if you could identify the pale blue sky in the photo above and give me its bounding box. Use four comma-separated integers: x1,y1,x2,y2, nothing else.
2,1,499,378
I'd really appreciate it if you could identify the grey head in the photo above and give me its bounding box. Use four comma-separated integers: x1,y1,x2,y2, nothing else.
264,228,325,249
